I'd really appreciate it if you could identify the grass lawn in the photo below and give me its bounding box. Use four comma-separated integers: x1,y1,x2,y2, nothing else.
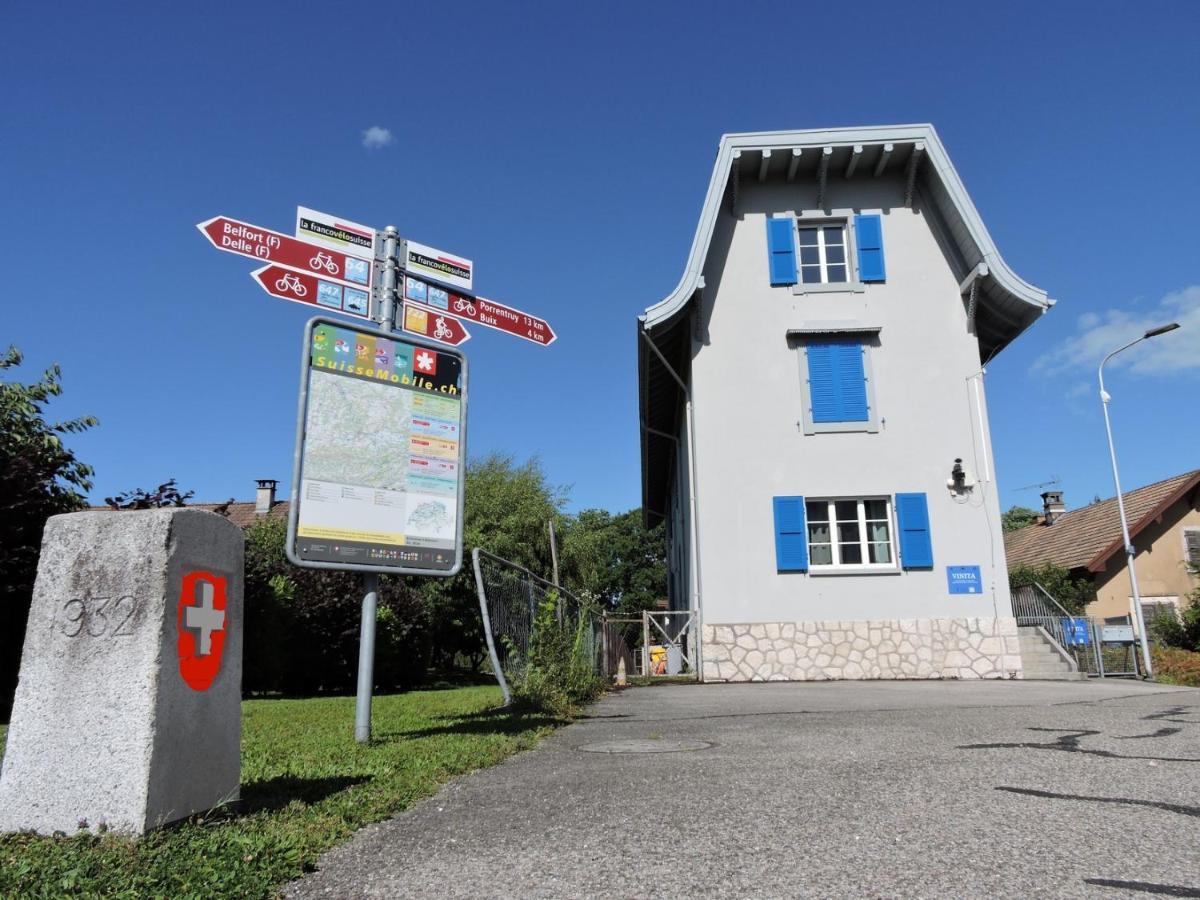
0,686,558,898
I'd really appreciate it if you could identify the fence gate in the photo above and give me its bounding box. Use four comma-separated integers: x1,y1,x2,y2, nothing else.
1011,583,1142,678
642,610,697,678
471,548,634,705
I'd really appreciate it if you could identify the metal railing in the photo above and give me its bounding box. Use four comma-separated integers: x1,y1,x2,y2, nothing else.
471,547,631,704
1011,583,1140,677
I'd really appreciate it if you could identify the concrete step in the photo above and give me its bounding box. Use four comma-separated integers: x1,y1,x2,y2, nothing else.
1017,627,1083,680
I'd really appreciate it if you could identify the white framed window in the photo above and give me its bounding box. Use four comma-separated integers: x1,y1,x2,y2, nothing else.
797,223,849,285
806,497,896,571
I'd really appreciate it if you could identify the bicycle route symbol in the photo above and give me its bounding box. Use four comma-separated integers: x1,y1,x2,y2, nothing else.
275,272,307,297
309,251,339,276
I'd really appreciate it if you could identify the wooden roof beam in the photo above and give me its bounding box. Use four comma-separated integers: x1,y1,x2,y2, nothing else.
816,146,832,209
872,142,893,177
845,144,863,178
905,142,925,207
758,149,771,182
786,148,802,182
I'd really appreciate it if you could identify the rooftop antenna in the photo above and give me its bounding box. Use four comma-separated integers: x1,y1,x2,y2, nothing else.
1014,475,1061,493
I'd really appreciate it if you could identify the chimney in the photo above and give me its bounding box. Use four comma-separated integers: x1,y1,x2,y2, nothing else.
1041,490,1065,526
255,479,278,514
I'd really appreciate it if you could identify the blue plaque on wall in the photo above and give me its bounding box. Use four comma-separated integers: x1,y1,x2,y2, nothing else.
947,565,982,594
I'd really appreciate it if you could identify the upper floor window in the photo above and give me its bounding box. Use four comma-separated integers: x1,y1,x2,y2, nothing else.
1184,527,1200,571
798,224,848,284
765,213,886,291
792,330,881,434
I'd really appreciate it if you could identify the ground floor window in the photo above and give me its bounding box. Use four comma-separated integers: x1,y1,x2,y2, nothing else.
805,497,893,569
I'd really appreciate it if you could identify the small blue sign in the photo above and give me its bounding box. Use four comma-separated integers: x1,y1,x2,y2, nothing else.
947,565,982,594
1063,617,1091,645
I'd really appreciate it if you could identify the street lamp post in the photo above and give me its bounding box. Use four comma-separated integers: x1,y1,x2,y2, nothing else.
1098,322,1181,679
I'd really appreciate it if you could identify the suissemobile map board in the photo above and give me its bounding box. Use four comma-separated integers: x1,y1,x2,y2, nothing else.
286,316,467,576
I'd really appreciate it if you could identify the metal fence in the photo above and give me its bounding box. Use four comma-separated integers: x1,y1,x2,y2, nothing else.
1012,583,1141,677
471,547,631,705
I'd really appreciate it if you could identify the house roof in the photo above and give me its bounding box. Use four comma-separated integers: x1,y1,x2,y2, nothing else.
89,500,290,529
640,124,1052,354
638,124,1053,526
1004,469,1200,573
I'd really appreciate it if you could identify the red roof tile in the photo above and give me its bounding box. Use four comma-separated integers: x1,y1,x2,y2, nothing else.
88,500,290,529
1004,469,1200,572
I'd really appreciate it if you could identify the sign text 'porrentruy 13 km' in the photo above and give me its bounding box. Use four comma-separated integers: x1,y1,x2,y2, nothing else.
402,274,556,345
287,319,467,575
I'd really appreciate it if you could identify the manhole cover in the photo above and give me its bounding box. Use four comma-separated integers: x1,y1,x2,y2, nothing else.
577,739,712,754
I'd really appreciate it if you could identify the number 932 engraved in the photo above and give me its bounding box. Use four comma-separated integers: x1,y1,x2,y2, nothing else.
58,596,140,638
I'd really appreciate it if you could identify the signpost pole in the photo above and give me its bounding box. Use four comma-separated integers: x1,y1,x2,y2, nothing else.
354,574,379,743
353,225,400,744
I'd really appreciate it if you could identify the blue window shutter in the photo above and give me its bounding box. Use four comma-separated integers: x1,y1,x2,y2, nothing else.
896,493,933,568
833,342,869,422
807,340,868,423
854,214,886,282
806,344,840,422
773,496,808,572
766,218,797,286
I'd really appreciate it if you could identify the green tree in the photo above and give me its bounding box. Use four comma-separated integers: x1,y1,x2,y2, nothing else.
559,508,666,616
421,453,564,670
1,347,97,716
1007,562,1095,615
1002,505,1040,533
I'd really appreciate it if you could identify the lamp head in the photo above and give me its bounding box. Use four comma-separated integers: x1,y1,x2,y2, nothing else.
1144,322,1180,339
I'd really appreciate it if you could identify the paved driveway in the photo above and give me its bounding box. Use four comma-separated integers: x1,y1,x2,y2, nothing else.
288,680,1200,898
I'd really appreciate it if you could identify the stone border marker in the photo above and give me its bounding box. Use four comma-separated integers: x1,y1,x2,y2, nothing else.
0,508,244,835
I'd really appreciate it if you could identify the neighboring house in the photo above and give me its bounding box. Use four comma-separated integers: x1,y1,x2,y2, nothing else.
1005,472,1200,629
637,124,1052,683
99,480,289,528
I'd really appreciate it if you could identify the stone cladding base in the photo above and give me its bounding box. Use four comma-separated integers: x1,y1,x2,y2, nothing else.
701,617,1022,682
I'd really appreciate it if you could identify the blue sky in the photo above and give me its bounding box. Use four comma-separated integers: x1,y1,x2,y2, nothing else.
3,0,1197,516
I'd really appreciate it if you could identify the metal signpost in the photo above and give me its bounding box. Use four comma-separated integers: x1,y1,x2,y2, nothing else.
199,208,557,743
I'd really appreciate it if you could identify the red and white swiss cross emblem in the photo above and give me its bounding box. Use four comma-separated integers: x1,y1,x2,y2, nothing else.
414,349,437,375
177,570,228,692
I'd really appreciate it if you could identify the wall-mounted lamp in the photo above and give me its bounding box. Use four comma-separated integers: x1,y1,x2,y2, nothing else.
947,458,974,493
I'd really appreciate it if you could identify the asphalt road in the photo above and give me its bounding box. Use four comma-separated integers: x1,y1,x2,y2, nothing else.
286,680,1200,899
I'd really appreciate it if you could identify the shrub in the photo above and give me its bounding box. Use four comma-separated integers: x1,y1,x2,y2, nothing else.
1149,602,1200,653
242,518,431,695
508,592,604,717
1151,646,1200,687
1007,562,1095,615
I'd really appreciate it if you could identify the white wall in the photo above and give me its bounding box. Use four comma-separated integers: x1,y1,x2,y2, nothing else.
689,175,1011,625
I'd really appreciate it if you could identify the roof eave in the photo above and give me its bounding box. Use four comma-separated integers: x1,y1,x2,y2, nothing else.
1085,472,1200,572
641,124,1051,344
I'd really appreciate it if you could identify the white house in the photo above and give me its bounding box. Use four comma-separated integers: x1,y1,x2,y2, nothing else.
637,125,1052,682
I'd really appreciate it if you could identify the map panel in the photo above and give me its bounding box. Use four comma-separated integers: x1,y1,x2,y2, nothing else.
293,321,465,572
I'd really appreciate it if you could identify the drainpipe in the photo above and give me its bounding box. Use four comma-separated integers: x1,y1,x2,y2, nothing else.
640,325,705,679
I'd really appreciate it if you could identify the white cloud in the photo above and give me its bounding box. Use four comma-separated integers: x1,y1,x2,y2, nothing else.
361,126,393,150
1034,285,1200,377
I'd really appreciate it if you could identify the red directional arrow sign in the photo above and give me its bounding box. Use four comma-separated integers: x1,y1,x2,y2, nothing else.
401,303,470,346
250,265,370,319
401,275,556,346
198,216,373,290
